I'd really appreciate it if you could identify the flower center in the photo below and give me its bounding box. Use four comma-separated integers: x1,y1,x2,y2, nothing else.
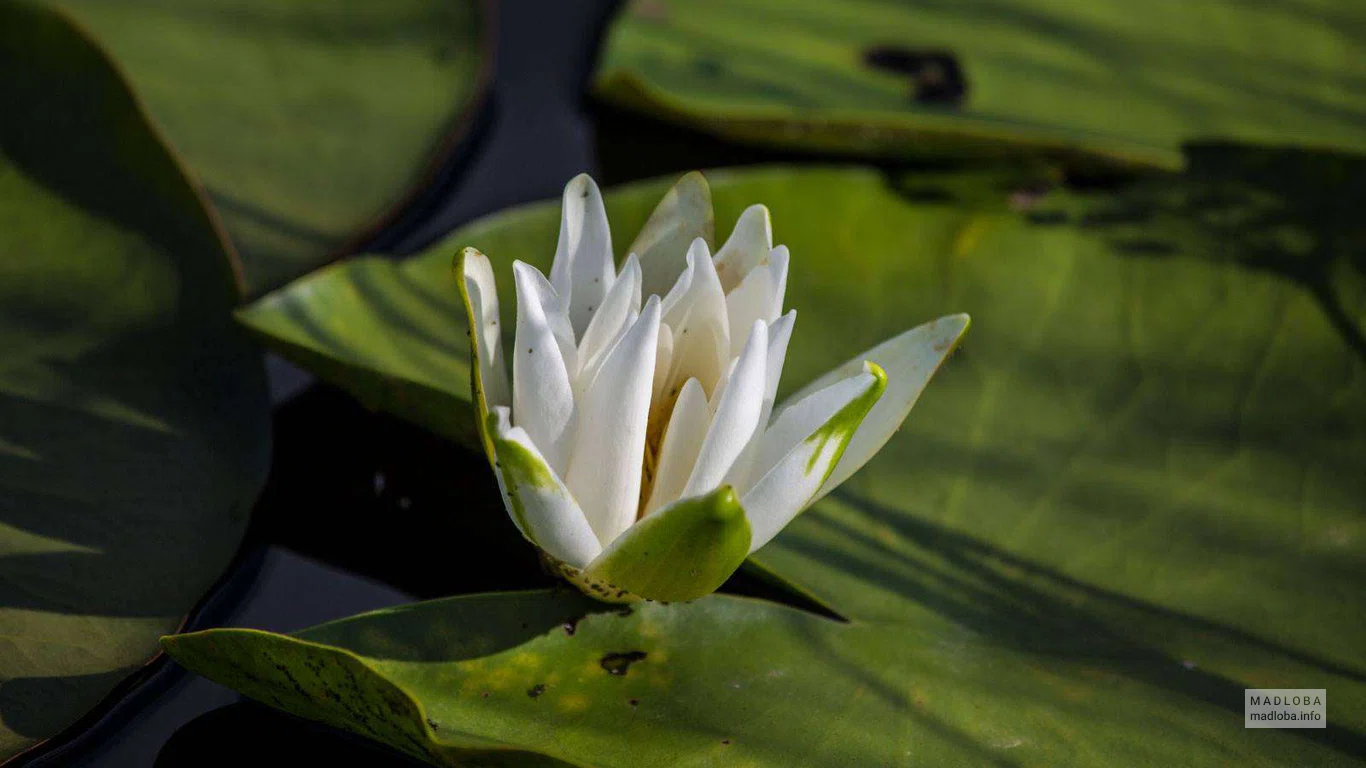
637,382,681,518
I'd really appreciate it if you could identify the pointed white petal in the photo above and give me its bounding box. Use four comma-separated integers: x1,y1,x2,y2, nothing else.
766,245,790,320
724,245,788,344
488,407,602,568
683,321,767,498
785,314,971,504
660,238,731,398
713,204,772,292
651,322,674,405
566,297,662,546
512,262,577,473
549,175,584,296
726,310,795,493
632,171,715,299
724,268,771,348
643,377,710,516
514,260,576,373
550,174,615,337
659,251,693,320
458,248,510,413
577,253,640,382
707,355,739,414
760,310,795,426
577,309,635,399
743,365,885,552
753,366,879,484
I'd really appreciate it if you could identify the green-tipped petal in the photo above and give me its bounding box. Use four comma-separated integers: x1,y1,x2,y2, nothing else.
789,313,970,504
582,486,750,602
631,171,715,298
455,247,510,463
487,408,602,569
743,363,887,552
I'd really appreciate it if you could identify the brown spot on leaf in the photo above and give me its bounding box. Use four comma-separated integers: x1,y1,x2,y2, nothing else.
863,47,967,106
600,651,648,676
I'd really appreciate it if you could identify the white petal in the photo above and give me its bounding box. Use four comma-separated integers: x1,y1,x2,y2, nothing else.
577,253,641,383
707,355,739,414
726,310,795,493
752,367,877,485
651,323,674,405
713,204,772,292
566,297,662,546
682,320,767,497
724,245,788,344
577,309,634,399
659,249,693,319
743,365,885,552
488,407,602,568
787,314,971,505
514,260,576,373
766,246,789,320
458,249,510,413
660,238,731,398
643,377,710,515
550,174,615,338
760,310,796,427
512,262,577,473
633,171,715,299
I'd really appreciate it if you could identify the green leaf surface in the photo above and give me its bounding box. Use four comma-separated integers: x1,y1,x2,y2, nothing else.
167,587,1361,766
49,0,489,296
584,486,751,603
594,0,1366,171
234,158,1366,763
0,1,270,759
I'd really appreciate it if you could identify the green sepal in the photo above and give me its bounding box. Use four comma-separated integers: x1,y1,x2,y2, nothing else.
583,486,751,602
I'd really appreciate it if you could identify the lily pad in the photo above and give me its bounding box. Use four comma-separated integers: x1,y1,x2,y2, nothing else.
0,1,270,759
593,0,1366,171
165,586,1358,766
49,0,490,296
229,156,1364,763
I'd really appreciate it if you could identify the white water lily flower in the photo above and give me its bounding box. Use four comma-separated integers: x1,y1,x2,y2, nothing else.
457,172,968,602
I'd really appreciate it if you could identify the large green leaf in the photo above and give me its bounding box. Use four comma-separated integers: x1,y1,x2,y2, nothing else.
0,0,270,759
229,157,1364,763
593,0,1366,171
49,0,489,296
165,586,1359,766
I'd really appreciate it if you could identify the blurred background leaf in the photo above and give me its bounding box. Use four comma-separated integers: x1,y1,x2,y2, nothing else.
594,0,1366,171
231,160,1366,763
0,1,270,759
48,0,491,297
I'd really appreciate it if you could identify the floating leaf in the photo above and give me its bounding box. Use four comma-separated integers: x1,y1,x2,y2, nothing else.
50,0,490,295
166,585,1359,766
594,0,1366,170
0,2,270,758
